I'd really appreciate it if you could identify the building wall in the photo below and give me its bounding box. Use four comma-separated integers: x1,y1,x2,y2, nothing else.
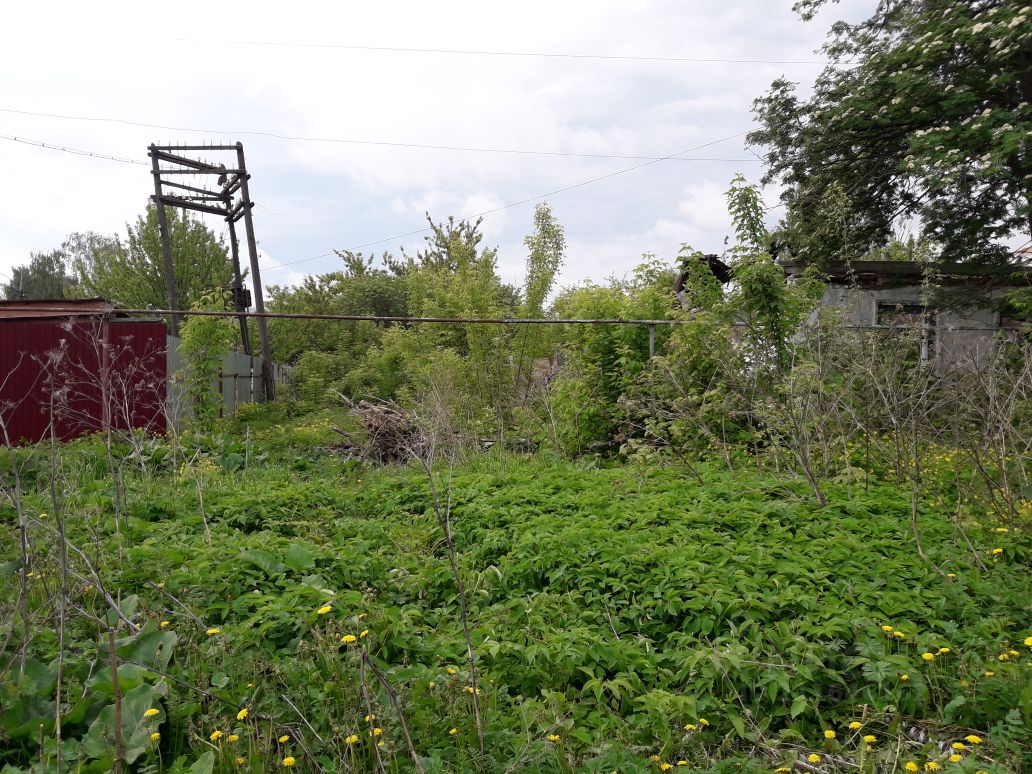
817,284,1011,367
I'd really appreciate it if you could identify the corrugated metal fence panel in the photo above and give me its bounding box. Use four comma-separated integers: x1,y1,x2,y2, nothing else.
0,318,166,444
235,353,255,407
221,352,236,417
3,324,281,443
166,335,191,425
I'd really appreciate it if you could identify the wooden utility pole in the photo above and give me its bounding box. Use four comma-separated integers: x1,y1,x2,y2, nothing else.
235,143,275,400
147,143,274,400
149,147,179,336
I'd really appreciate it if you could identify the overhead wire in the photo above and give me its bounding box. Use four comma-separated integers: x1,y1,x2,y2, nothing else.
0,132,147,166
0,107,758,163
174,38,833,66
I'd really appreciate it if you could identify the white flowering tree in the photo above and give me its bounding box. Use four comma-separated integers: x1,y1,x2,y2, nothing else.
749,0,1032,265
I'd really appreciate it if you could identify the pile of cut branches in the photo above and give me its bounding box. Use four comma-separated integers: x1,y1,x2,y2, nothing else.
332,398,428,464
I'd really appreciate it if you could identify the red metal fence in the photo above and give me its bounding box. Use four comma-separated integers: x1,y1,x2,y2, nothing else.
0,318,167,444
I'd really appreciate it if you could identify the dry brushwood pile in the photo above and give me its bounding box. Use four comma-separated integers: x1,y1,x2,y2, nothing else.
331,398,431,464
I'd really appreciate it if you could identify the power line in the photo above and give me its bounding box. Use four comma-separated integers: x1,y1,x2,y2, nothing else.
0,306,684,325
175,38,833,66
0,132,147,166
0,107,758,163
0,306,1009,334
260,131,750,272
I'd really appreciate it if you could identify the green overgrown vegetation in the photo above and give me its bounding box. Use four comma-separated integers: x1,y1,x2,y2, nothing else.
3,1,1032,767
3,175,1031,772
1,409,1030,773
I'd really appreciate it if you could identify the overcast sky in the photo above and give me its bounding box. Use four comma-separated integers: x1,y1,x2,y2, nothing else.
0,0,870,297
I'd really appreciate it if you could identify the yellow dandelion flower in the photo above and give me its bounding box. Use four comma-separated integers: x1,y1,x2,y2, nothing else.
863,735,876,743
984,670,994,677
991,548,1003,555
998,653,1010,661
344,734,359,744
449,728,458,736
547,734,561,742
993,527,1008,533
900,673,910,681
1009,649,1019,656
950,743,966,750
881,625,894,632
1024,636,1032,647
150,732,160,742
358,612,367,620
699,718,709,726
341,634,357,643
446,666,458,675
144,708,160,718
775,769,792,773
808,754,821,763
282,757,296,767
660,765,673,772
925,762,940,771
246,683,254,688
677,762,687,767
949,755,962,763
205,627,221,636
904,763,918,772
964,735,982,744
235,758,246,766
370,727,383,737
160,620,170,629
428,681,436,688
278,734,290,743
649,754,661,762
463,685,481,694
848,721,862,730
236,708,249,721
937,647,950,655
317,605,332,615
360,629,369,638
946,573,956,578
824,729,836,739
893,631,906,639
157,581,165,589
210,730,223,741
921,652,935,661
684,723,697,731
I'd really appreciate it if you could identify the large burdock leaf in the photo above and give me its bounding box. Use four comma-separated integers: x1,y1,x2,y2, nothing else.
82,680,167,764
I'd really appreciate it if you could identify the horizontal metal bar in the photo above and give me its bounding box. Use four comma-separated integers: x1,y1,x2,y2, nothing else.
151,144,242,151
154,195,230,217
149,149,224,171
0,307,687,325
1,307,1015,332
152,168,245,175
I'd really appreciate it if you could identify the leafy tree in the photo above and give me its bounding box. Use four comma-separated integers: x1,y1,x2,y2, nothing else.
2,249,78,300
750,0,1032,265
71,204,233,311
176,292,237,428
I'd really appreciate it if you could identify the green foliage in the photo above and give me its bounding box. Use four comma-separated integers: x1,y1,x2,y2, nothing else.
1,249,78,300
751,0,1032,264
547,257,677,453
3,429,1030,772
70,204,233,311
177,292,238,428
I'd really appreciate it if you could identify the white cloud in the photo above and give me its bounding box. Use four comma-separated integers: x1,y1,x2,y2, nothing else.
0,0,866,297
